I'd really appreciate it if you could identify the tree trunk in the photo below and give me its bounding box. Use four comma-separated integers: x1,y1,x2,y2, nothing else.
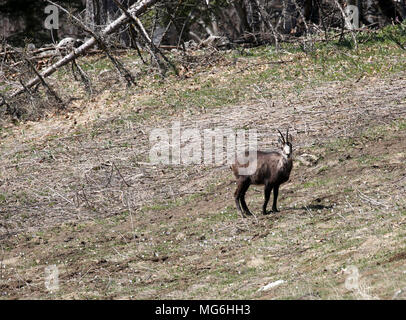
232,0,251,36
303,0,319,24
281,0,297,34
86,0,137,45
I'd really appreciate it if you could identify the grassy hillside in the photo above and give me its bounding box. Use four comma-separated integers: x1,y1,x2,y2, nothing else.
0,26,406,299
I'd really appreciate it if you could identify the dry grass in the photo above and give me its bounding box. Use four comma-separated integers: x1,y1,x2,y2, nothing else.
0,38,406,299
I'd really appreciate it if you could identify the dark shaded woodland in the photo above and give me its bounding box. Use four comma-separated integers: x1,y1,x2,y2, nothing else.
1,0,405,47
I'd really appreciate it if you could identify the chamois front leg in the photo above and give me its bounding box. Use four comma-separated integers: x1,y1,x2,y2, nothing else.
263,183,272,215
272,184,280,212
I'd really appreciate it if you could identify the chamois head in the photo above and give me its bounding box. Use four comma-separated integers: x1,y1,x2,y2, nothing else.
277,128,292,158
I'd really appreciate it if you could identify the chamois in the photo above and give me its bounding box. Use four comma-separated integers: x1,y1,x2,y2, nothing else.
231,129,293,216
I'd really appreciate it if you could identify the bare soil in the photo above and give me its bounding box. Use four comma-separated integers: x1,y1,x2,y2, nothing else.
0,65,405,299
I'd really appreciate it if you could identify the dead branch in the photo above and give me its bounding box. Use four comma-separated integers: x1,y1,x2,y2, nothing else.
24,57,64,107
71,59,92,95
254,0,280,49
48,1,136,87
112,0,162,70
112,161,131,187
112,0,178,76
128,26,147,64
333,0,358,49
0,93,11,111
8,0,159,99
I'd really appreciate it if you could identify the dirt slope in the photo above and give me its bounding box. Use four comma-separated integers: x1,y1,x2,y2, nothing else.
0,64,405,299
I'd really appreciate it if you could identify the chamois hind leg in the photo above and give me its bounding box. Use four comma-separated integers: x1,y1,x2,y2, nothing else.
272,184,280,212
234,178,245,217
239,179,252,216
263,183,273,215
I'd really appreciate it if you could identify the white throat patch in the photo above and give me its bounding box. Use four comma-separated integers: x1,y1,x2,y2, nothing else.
283,145,291,155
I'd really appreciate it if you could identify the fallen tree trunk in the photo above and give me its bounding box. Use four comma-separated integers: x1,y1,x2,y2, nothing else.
8,0,159,99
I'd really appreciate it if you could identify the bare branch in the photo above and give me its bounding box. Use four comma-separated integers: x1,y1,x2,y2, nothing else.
8,0,159,99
